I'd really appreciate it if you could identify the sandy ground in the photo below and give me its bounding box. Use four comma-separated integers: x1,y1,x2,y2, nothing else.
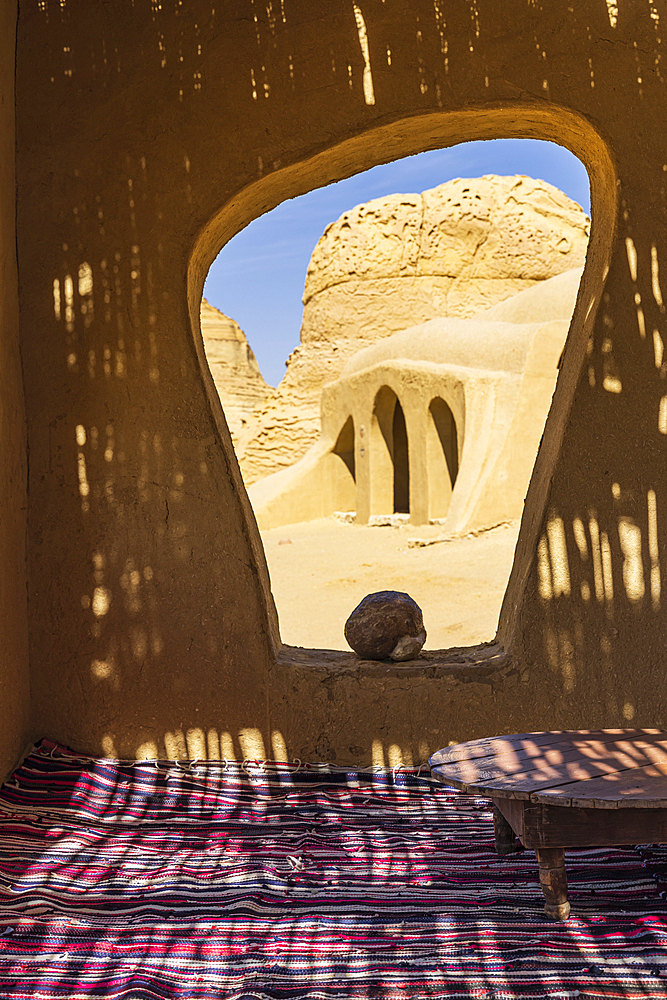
261,517,521,651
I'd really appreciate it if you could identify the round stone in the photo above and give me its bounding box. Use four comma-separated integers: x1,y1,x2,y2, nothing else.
344,590,427,661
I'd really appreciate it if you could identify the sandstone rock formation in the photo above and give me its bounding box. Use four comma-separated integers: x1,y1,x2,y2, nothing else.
200,299,270,444
236,175,589,484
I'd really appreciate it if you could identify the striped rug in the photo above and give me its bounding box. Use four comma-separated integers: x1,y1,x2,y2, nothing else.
0,739,666,999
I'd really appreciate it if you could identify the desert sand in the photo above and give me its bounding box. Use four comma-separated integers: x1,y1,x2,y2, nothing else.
262,517,520,652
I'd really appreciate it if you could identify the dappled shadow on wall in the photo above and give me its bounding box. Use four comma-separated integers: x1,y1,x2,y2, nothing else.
527,224,667,717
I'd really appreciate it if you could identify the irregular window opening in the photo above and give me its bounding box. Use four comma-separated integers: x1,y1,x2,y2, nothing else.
201,139,591,652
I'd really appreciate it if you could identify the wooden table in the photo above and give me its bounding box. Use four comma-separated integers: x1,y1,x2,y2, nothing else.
429,729,667,920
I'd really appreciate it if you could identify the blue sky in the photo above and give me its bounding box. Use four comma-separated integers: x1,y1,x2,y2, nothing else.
203,139,590,387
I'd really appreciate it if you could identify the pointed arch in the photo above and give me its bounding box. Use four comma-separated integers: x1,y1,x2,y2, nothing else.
428,397,459,520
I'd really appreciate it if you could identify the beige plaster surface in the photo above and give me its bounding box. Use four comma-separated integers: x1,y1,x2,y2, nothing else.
11,0,667,766
238,177,588,484
262,518,520,651
0,0,30,782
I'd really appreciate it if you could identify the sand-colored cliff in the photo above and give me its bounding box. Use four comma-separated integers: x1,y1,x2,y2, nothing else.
200,299,270,443
236,175,589,485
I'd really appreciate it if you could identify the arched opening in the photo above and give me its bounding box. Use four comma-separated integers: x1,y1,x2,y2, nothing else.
428,397,458,520
392,400,410,515
368,387,410,515
326,415,356,513
370,385,408,517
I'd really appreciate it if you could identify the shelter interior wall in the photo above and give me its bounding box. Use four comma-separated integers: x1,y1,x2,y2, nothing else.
0,0,31,781
11,0,667,765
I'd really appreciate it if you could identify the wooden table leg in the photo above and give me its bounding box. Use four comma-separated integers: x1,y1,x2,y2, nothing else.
493,804,519,856
536,847,570,920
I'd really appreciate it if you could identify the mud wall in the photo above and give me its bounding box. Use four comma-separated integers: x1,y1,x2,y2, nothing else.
12,0,667,764
0,0,30,781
